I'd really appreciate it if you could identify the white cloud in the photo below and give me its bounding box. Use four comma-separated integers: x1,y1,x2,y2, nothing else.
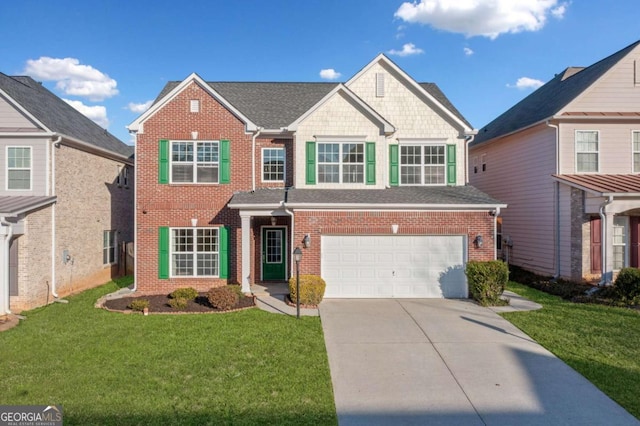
63,99,110,128
394,0,569,39
127,100,153,114
388,42,424,57
508,77,545,90
464,47,474,56
319,69,341,80
24,57,118,101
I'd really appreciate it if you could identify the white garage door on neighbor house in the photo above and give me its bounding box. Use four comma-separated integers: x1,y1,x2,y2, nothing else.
321,235,467,298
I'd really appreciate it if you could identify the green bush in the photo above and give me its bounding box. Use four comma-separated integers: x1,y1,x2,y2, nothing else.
168,297,188,309
228,284,245,299
170,287,198,301
288,275,326,306
614,268,640,301
128,299,149,312
207,286,239,310
465,260,509,306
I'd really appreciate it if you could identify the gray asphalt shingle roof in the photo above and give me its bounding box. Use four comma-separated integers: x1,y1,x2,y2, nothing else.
229,186,504,208
0,73,134,158
471,40,640,147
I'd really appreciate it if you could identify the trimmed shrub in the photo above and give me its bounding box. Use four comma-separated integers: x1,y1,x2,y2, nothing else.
128,299,149,312
168,297,188,310
207,286,239,310
228,284,245,299
170,287,198,301
465,260,509,306
614,268,640,301
288,274,326,306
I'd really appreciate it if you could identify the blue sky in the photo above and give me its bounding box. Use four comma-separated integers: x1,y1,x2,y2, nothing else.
1,0,638,144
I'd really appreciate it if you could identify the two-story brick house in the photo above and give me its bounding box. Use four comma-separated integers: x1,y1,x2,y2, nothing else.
469,40,640,284
0,73,134,315
129,54,505,299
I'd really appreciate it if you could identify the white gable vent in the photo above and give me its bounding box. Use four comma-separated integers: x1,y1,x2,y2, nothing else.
190,99,200,113
376,73,385,97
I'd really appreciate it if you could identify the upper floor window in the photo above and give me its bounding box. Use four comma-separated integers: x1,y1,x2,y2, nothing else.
318,142,364,183
262,148,285,182
633,131,640,173
400,144,445,185
117,165,129,187
576,131,599,173
171,227,219,277
171,141,218,183
7,146,31,190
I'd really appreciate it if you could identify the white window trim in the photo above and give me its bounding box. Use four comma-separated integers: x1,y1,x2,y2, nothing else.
317,142,365,184
170,227,220,278
399,143,447,186
169,140,220,184
261,147,286,183
103,230,117,266
481,153,487,172
632,130,640,173
6,146,32,191
612,216,629,271
575,130,600,173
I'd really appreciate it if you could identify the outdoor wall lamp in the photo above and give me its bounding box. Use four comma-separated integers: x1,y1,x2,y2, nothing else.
303,234,311,248
474,235,483,248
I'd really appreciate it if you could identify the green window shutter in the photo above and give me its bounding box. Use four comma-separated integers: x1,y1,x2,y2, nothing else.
158,227,170,279
446,144,457,185
159,139,169,184
220,139,231,184
389,145,399,187
366,142,376,185
219,226,228,279
306,141,316,185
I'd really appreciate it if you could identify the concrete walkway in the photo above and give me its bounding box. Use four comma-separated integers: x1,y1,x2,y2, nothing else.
251,282,319,317
320,298,638,426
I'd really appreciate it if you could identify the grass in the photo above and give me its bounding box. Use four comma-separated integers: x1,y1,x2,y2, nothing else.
502,281,640,419
0,277,337,425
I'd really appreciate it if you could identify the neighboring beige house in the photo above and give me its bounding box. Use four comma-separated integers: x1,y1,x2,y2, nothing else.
470,40,640,284
0,73,134,314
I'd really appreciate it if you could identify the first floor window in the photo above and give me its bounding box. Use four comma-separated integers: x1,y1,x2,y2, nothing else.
613,216,627,271
576,131,599,172
103,230,116,265
633,131,640,173
171,141,219,183
171,228,219,277
400,145,445,185
318,142,364,183
7,146,31,190
262,148,285,181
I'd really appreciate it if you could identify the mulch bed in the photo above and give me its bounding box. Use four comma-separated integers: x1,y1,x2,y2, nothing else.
102,293,255,314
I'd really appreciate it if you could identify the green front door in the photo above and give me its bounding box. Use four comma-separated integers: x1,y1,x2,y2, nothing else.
262,227,286,280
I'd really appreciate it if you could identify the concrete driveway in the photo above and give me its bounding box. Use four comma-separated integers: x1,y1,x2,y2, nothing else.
320,299,639,426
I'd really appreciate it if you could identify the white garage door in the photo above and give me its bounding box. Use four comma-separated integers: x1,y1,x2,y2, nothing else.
321,235,467,298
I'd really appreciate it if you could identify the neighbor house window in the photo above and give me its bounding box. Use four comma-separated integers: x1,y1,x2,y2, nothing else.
117,165,129,187
171,228,219,277
103,230,116,265
481,153,487,172
576,131,599,172
262,148,285,182
318,142,364,183
633,131,640,173
171,141,218,183
400,145,445,185
613,216,628,271
7,146,31,190
496,217,503,251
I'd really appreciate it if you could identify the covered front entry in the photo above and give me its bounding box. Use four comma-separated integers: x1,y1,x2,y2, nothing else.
262,227,287,280
321,235,467,298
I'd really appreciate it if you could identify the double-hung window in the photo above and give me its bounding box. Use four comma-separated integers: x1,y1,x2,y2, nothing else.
171,228,219,277
262,148,285,182
103,230,116,265
576,131,599,173
7,146,31,190
171,141,219,183
612,216,628,271
400,144,445,185
318,142,364,183
633,131,640,173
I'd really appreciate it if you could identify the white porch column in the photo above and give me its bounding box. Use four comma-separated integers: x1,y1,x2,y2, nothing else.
240,214,252,293
603,211,615,284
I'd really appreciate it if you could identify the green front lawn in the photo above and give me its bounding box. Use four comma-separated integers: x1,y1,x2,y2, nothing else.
0,277,337,425
502,281,640,419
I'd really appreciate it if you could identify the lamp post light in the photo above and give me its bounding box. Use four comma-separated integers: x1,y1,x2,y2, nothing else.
293,246,303,319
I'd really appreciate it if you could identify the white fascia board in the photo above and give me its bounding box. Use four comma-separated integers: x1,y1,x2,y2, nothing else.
288,84,395,133
346,54,472,133
0,88,52,132
128,73,258,133
230,202,507,210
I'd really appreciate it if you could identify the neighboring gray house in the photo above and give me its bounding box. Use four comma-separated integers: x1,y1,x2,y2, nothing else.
469,40,640,284
0,73,134,314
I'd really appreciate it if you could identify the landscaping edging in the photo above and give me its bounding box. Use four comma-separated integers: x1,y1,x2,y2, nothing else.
96,292,256,315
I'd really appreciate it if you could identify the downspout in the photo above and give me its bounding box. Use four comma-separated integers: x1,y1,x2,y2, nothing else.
251,127,263,191
131,131,138,292
599,196,614,286
280,196,295,278
464,132,476,184
50,135,62,298
546,120,561,279
492,207,501,260
1,217,14,314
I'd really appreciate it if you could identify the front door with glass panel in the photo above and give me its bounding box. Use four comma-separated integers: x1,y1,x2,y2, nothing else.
262,227,286,280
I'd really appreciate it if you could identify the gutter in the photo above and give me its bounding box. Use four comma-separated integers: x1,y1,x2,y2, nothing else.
492,207,501,260
599,195,614,286
546,120,561,279
54,133,134,165
251,128,263,191
50,135,62,298
1,216,14,314
464,131,477,184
